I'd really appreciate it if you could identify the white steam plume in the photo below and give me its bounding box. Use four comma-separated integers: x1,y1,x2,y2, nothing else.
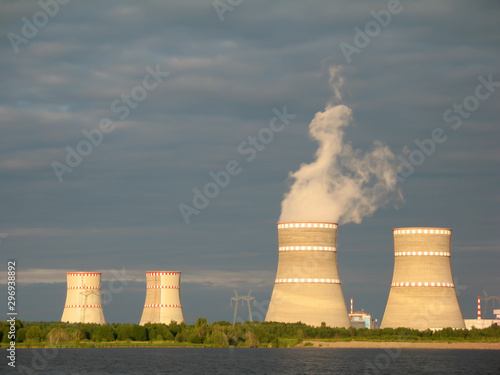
279,67,402,224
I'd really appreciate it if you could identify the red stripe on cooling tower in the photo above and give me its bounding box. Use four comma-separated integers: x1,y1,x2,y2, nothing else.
393,228,451,235
391,282,455,287
146,272,181,276
394,251,450,257
67,286,100,290
278,246,336,252
277,222,337,229
143,304,182,308
65,305,102,308
274,278,340,284
146,285,180,289
67,273,101,276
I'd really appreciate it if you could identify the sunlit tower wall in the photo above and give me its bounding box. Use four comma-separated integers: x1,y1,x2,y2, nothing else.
61,272,105,324
381,227,465,330
139,271,185,325
265,222,350,327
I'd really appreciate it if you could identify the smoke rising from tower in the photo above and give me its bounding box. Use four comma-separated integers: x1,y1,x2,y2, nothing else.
279,67,401,224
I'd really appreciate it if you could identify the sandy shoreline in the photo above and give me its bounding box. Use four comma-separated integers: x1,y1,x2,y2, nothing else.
10,342,500,350
297,341,500,350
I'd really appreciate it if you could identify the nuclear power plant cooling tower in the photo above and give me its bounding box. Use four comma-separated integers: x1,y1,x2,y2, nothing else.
265,222,350,327
139,271,185,325
381,227,465,330
61,272,106,324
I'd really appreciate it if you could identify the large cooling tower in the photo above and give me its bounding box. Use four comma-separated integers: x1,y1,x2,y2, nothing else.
265,222,350,327
381,227,465,330
139,271,185,325
61,272,106,324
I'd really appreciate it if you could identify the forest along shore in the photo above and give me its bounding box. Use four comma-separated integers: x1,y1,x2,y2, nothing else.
297,341,500,350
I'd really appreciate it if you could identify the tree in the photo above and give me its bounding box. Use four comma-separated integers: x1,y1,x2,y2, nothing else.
205,331,229,347
168,320,184,337
163,327,174,341
131,325,148,341
17,327,26,343
245,331,259,348
1,328,9,343
116,325,133,341
47,328,70,344
174,332,184,342
26,326,43,342
195,318,207,327
93,325,115,342
187,329,203,344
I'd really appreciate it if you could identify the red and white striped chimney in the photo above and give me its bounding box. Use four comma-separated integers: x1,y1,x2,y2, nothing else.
350,298,353,314
477,296,481,320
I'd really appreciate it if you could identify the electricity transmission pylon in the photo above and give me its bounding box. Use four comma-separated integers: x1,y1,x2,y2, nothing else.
482,290,500,318
231,290,255,326
241,290,255,322
79,289,100,323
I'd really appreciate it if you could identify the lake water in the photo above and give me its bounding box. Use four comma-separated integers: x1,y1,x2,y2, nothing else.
3,347,500,374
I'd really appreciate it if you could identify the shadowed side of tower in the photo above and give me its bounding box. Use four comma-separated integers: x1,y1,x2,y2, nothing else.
61,272,106,324
265,222,350,327
381,227,465,330
139,272,162,325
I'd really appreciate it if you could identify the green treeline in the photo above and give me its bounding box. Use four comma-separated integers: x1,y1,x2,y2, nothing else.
1,319,499,348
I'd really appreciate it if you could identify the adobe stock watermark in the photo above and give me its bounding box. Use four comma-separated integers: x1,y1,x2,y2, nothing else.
364,281,467,374
51,64,169,182
339,0,404,64
100,268,136,305
361,340,402,375
228,295,269,354
397,73,499,182
16,348,59,375
213,0,243,22
8,0,70,54
232,295,268,325
178,106,296,224
453,277,467,297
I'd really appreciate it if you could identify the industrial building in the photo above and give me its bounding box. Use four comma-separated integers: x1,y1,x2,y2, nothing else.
464,318,500,329
463,296,500,329
381,227,465,330
61,272,106,324
349,299,376,329
139,271,185,325
349,311,374,329
265,222,350,327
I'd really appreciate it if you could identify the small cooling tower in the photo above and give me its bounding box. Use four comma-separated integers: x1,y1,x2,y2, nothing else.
61,272,106,324
139,271,185,325
381,227,465,330
265,222,350,327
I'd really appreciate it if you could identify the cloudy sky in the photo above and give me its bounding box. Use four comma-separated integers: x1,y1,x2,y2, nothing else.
1,0,499,325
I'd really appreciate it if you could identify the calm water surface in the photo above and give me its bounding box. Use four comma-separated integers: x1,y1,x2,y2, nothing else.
3,348,500,375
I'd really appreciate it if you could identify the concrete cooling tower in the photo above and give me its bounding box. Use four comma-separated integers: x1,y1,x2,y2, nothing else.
139,271,185,325
265,222,350,327
61,272,106,324
381,227,465,330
